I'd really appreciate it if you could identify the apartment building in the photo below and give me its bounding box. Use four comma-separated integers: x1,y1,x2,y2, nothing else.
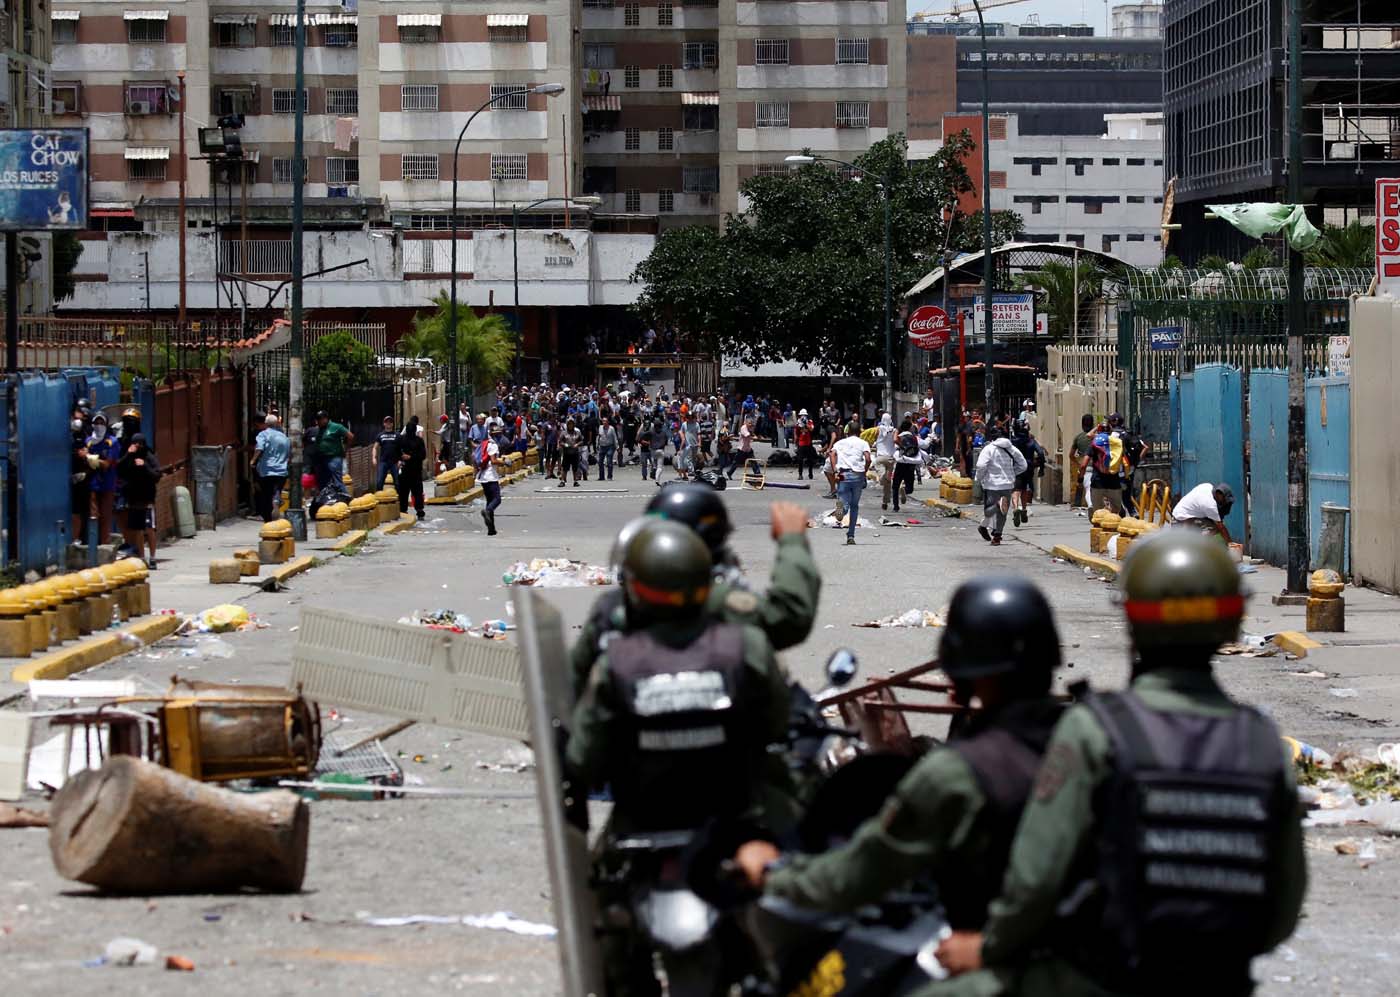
1,0,53,313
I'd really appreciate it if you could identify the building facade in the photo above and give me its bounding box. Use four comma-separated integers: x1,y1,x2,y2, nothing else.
1,0,54,313
1111,2,1162,39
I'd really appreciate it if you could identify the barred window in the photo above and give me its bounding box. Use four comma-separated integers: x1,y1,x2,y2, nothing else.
836,38,869,64
271,24,295,46
624,66,639,88
273,158,308,184
53,19,77,44
216,88,256,117
582,0,613,7
491,153,529,181
657,64,674,88
683,41,717,69
490,84,528,110
658,188,675,213
625,189,641,212
683,166,718,193
326,158,359,184
657,1,673,25
835,101,869,128
325,88,358,116
399,23,441,43
755,101,788,128
625,127,640,150
755,39,788,65
126,18,166,43
624,3,639,25
401,153,440,181
401,85,439,112
127,158,167,181
755,163,790,177
585,44,614,68
272,89,309,114
213,21,255,48
657,126,674,150
324,23,357,47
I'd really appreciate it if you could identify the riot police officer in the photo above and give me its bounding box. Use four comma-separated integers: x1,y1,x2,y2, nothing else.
734,576,1065,935
569,482,819,698
934,530,1306,997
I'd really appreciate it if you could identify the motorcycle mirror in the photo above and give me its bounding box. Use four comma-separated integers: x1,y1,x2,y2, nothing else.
825,649,858,688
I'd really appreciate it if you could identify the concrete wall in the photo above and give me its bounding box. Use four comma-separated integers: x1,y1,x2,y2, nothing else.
1348,295,1400,591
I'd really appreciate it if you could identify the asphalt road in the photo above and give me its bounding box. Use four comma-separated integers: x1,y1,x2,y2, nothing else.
2,462,1396,996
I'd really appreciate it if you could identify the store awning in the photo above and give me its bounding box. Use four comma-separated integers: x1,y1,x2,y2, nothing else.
211,14,256,25
682,92,719,106
583,95,620,112
52,9,79,20
123,10,169,20
487,13,529,27
268,13,299,26
314,12,357,25
91,207,136,218
396,13,441,27
124,147,170,161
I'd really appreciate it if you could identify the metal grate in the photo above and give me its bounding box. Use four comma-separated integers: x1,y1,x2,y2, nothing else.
317,734,402,783
401,153,439,181
401,84,439,112
836,38,869,65
326,87,358,116
657,64,673,88
273,88,308,114
755,38,788,65
756,101,788,128
836,100,869,128
657,126,673,150
490,84,528,111
491,153,528,181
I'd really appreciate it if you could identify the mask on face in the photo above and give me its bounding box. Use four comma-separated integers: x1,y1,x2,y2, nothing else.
71,419,84,431
92,424,108,438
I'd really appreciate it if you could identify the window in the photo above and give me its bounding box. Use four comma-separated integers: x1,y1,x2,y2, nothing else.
1152,196,1164,204
271,24,295,46
214,21,256,48
326,158,359,184
624,66,639,88
1013,156,1057,177
755,39,788,65
1126,233,1146,242
490,84,528,111
683,105,717,131
624,3,639,25
582,0,612,7
835,101,869,128
657,126,674,150
584,44,614,68
272,89,309,114
657,1,673,26
683,166,718,193
51,83,79,115
657,64,674,88
126,18,166,43
125,84,168,115
1083,202,1103,215
401,153,439,181
1127,195,1145,204
216,88,257,117
399,23,441,43
989,171,1007,189
836,38,869,64
658,188,674,213
127,159,167,181
401,85,439,112
1065,234,1084,248
1102,235,1121,252
755,101,788,128
624,127,640,150
1101,157,1120,166
1126,158,1145,167
272,158,308,184
625,189,641,212
488,17,528,42
52,20,77,44
1152,159,1163,167
1066,157,1092,176
324,23,357,47
491,153,528,181
683,41,717,69
325,88,358,116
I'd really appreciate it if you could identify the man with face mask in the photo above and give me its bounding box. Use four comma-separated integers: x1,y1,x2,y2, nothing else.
70,409,97,546
87,413,121,544
116,433,162,568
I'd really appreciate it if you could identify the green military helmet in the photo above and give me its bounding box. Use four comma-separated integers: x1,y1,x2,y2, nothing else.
609,516,652,579
621,519,713,622
1118,529,1244,651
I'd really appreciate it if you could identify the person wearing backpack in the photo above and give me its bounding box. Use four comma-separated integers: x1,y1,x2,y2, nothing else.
933,530,1305,997
974,425,1027,546
1088,415,1127,513
892,418,922,511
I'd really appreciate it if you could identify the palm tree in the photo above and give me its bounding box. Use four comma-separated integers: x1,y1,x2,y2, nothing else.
1305,221,1375,269
1015,259,1102,342
406,292,516,393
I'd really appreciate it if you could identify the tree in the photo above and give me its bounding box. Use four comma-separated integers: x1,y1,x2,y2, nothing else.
1014,259,1103,343
306,330,375,406
407,292,515,393
1305,221,1374,269
51,232,82,303
633,131,1024,377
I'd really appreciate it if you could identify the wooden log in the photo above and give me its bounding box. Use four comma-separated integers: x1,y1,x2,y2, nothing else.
49,756,309,894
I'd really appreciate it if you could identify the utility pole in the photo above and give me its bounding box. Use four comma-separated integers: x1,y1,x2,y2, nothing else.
973,0,995,421
5,231,15,567
285,0,307,540
1284,0,1308,594
142,252,151,311
240,152,249,337
177,72,187,325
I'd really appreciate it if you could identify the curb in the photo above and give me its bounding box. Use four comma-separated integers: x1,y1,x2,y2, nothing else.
1051,543,1122,578
330,529,368,552
268,555,317,585
921,497,966,518
10,613,183,683
1271,630,1322,659
381,517,417,536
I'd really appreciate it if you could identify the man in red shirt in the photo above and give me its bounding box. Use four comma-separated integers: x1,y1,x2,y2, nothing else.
794,409,818,480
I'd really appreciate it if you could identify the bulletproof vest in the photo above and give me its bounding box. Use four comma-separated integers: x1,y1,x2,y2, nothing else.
1070,690,1292,994
605,623,754,831
942,699,1063,930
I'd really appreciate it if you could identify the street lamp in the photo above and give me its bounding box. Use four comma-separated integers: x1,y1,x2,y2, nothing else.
448,82,565,410
786,153,894,415
971,0,996,421
511,195,602,386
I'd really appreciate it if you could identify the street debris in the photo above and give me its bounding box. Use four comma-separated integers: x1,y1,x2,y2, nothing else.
0,802,48,828
188,604,257,633
1287,670,1328,679
1297,747,1400,832
475,746,535,774
811,513,870,529
502,558,612,587
104,937,158,967
165,955,196,972
396,609,516,638
1218,635,1280,658
875,516,929,528
853,610,944,629
360,911,557,937
1329,687,1359,698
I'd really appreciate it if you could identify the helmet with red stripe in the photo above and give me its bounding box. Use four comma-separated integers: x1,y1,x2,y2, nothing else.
621,520,713,622
1119,530,1243,654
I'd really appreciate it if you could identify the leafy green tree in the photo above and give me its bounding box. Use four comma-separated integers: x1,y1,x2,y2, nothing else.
633,132,1023,377
1014,259,1103,342
307,330,375,404
1305,221,1374,269
407,292,515,393
51,232,82,302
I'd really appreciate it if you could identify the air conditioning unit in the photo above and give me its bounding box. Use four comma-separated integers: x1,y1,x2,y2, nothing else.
127,100,152,115
327,185,348,198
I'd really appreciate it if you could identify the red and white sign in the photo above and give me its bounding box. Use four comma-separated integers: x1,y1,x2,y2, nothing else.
1376,178,1400,296
906,305,951,351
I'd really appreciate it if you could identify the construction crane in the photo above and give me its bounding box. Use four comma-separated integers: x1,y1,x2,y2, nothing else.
909,0,1031,23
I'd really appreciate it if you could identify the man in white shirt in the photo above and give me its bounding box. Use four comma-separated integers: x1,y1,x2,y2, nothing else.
1171,481,1234,542
974,425,1027,546
475,434,503,536
829,422,873,545
874,412,898,511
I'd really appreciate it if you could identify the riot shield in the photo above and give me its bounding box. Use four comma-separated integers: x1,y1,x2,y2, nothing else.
513,587,606,997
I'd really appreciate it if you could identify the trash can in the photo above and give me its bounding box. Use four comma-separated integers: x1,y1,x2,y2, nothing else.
1317,503,1350,576
190,445,230,531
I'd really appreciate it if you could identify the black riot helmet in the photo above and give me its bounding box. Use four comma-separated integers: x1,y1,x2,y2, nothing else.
939,576,1060,693
644,481,732,558
621,520,713,623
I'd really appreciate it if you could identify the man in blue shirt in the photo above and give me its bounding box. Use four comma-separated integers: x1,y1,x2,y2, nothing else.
250,414,290,522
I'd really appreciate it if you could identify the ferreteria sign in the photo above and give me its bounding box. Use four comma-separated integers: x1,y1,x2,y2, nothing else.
0,128,88,231
972,293,1034,339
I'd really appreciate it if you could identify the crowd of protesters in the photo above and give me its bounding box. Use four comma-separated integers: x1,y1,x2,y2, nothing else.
69,400,162,568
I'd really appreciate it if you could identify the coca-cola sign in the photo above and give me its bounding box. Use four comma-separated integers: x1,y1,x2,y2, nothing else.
906,305,951,350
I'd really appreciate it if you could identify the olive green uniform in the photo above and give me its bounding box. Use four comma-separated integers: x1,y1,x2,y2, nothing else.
569,533,821,698
923,668,1306,997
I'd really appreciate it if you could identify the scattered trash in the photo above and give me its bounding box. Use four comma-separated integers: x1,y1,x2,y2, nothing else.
1379,743,1400,772
475,746,535,774
1334,839,1358,855
812,513,870,530
1299,749,1400,831
398,609,474,632
184,604,259,634
1329,687,1359,698
104,937,158,967
165,955,195,972
195,636,235,660
1288,670,1328,679
360,911,556,937
503,559,612,587
1283,736,1333,767
853,609,943,629
0,802,48,828
1217,636,1279,658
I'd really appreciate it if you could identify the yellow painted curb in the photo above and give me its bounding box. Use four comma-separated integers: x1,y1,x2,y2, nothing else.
1271,630,1322,659
11,613,182,683
1051,544,1122,578
463,486,484,503
424,495,459,506
382,517,417,536
921,497,965,518
330,529,368,552
269,555,316,584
